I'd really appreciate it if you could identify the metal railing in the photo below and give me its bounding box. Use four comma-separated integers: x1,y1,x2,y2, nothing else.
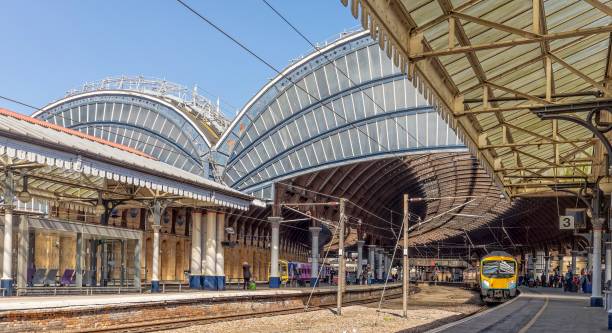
63,76,230,134
15,286,143,296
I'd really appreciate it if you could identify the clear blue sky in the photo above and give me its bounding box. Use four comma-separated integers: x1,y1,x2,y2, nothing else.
0,1,358,117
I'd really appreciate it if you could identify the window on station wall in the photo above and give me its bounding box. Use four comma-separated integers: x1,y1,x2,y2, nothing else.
313,106,328,131
427,112,438,146
393,79,405,111
356,47,371,83
315,69,330,99
335,56,351,91
338,131,352,157
295,79,312,107
397,115,409,149
288,153,300,170
345,52,360,85
365,122,379,152
372,85,385,114
277,93,292,118
415,112,427,147
296,148,309,168
325,63,339,96
305,144,318,166
303,73,320,101
286,86,301,114
387,118,399,150
368,45,382,79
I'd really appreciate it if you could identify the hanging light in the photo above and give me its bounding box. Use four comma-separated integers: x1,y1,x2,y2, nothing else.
95,195,105,216
17,175,31,203
599,176,612,194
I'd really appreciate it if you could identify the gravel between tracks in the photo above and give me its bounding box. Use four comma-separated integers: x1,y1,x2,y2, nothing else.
165,285,482,333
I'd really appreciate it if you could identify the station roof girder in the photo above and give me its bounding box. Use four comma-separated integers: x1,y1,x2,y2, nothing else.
340,0,612,198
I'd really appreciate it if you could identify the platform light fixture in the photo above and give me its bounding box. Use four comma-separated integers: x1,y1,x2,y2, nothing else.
17,175,31,203
95,194,105,216
599,176,612,194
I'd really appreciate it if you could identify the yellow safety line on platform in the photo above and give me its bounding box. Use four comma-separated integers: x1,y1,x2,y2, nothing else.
517,297,549,333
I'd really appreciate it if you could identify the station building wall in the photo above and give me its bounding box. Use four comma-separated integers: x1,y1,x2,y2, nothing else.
9,205,308,285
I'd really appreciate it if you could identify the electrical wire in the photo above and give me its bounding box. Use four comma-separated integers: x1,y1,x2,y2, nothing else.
260,0,426,149
174,0,429,188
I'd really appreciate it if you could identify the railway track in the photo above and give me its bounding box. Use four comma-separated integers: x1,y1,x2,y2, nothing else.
80,295,403,333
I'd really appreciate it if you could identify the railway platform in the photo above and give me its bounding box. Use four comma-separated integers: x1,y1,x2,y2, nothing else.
0,283,403,332
430,286,608,333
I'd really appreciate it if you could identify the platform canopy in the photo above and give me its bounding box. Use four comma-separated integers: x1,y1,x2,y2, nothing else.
340,0,612,198
0,108,252,212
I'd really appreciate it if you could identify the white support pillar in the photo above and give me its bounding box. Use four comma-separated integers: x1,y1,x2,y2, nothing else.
17,215,28,291
1,169,14,296
606,241,612,284
269,217,281,288
357,240,365,284
134,237,141,290
368,245,376,283
309,227,322,286
384,252,390,280
215,212,225,290
150,200,162,293
592,218,604,307
151,225,161,292
75,232,84,288
377,248,384,281
204,211,217,290
200,215,207,279
189,210,202,289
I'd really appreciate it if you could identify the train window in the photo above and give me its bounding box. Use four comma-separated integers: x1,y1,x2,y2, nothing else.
482,260,515,278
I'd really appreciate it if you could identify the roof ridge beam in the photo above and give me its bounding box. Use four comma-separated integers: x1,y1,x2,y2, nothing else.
584,0,612,17
548,52,612,96
451,11,541,39
410,25,612,59
486,81,553,105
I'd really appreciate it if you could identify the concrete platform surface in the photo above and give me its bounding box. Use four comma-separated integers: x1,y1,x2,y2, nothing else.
0,283,400,311
431,287,608,333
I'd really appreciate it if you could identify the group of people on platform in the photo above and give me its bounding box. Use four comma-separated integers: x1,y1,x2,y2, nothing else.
356,264,399,285
520,266,594,293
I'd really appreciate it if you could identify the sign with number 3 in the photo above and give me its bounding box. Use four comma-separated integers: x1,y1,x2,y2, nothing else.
559,215,575,230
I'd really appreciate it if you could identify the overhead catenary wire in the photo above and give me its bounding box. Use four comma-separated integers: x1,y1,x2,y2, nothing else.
174,0,436,192
260,0,426,149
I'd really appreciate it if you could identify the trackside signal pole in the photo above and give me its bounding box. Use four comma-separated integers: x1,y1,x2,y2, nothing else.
337,198,346,315
403,194,409,318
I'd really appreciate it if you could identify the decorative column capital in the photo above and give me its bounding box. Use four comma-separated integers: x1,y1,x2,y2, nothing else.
357,240,365,246
309,226,322,236
151,224,162,232
593,217,605,229
268,216,282,228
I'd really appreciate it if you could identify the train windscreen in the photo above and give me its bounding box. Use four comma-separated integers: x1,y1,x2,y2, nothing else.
482,260,515,278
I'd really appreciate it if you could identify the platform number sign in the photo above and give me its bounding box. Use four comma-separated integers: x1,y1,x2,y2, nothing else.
559,215,575,230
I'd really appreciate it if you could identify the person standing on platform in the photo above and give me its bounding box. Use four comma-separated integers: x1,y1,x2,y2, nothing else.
242,262,251,290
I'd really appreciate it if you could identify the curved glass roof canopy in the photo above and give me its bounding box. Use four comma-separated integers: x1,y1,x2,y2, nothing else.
216,31,466,199
34,78,228,178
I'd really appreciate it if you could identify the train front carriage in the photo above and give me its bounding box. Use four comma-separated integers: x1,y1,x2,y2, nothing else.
479,251,518,303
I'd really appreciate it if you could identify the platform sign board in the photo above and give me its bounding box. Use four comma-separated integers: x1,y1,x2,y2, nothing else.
565,208,587,229
559,215,575,230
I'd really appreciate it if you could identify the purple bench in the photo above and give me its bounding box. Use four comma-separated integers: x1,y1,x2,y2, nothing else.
60,269,75,286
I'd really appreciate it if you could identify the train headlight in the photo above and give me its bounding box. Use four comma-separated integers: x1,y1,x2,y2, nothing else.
509,281,516,289
482,280,490,289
